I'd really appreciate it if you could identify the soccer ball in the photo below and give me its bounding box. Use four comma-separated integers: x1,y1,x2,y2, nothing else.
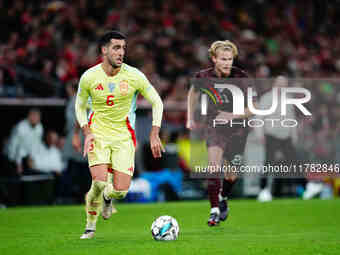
151,215,179,241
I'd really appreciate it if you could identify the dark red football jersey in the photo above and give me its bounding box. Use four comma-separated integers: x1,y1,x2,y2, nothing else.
193,66,256,122
192,66,255,151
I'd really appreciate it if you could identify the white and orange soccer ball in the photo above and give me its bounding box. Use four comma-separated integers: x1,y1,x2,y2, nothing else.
151,215,179,241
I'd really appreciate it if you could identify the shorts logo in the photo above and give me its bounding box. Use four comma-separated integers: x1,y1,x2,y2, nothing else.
119,81,129,96
95,84,104,90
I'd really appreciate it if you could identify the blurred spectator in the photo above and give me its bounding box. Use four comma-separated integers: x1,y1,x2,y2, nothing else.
30,130,63,175
24,129,64,204
4,108,43,175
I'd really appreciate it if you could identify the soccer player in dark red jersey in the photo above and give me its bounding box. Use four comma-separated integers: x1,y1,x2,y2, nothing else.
187,40,257,226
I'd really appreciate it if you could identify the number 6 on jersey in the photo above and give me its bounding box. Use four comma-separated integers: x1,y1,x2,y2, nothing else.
106,95,114,106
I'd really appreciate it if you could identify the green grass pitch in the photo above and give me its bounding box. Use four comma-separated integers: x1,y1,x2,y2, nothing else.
0,199,339,255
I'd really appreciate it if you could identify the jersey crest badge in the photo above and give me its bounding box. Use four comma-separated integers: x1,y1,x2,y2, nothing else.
108,82,116,93
119,81,129,96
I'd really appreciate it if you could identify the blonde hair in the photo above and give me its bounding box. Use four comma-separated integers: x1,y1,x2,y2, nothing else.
208,40,238,58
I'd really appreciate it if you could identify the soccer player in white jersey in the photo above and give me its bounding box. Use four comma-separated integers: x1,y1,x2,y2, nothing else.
75,31,164,239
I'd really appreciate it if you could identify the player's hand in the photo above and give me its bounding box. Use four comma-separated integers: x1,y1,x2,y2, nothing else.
150,135,165,158
150,126,165,158
72,132,82,153
83,133,95,157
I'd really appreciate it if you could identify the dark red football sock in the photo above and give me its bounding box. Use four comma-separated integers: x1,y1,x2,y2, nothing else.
221,179,237,198
208,178,221,208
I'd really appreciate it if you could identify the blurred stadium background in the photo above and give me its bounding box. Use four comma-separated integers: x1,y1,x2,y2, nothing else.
1,0,340,207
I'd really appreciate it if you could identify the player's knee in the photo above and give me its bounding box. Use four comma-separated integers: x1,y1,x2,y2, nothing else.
91,180,106,196
93,180,106,190
112,189,128,200
104,184,128,200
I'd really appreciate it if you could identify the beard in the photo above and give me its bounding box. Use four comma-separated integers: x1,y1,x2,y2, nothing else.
108,57,122,68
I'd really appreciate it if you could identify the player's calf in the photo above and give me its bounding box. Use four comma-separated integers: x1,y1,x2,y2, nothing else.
82,180,106,237
219,177,237,221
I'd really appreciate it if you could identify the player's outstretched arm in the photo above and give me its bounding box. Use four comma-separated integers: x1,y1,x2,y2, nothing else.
75,73,93,157
137,69,164,158
186,86,199,129
75,75,90,129
142,85,163,128
143,88,165,158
